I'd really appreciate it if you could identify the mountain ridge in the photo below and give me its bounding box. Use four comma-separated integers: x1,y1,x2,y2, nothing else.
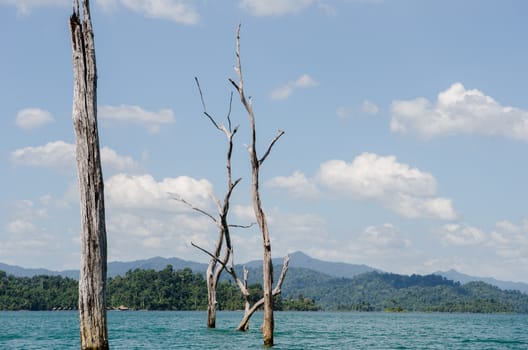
2,251,527,293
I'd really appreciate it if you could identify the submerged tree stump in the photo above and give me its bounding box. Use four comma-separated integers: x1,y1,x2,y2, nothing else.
69,0,108,349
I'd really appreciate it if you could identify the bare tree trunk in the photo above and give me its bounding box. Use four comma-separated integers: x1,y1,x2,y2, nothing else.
230,24,285,347
237,256,289,332
176,79,242,328
69,1,108,349
206,263,217,328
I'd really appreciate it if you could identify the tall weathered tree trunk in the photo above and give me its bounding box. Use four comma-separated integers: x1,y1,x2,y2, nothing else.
206,264,217,328
251,151,274,346
230,24,284,347
69,1,108,349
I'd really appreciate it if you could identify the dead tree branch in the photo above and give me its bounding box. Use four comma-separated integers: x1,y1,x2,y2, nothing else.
237,255,290,331
229,23,286,346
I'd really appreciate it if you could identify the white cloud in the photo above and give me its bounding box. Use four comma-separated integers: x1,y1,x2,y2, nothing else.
266,171,319,198
11,141,139,173
489,220,528,259
99,104,175,133
360,223,411,249
101,147,139,172
105,207,215,262
11,199,48,220
99,0,199,24
315,153,457,220
270,74,317,100
390,194,456,221
7,219,38,235
11,141,75,171
269,153,456,220
317,153,436,198
0,0,67,15
232,204,256,223
240,0,315,16
391,82,528,141
96,0,119,12
15,108,54,130
437,223,487,246
3,199,59,266
105,173,213,212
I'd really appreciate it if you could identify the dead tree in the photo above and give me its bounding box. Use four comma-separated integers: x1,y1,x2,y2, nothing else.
188,79,289,334
69,0,108,349
229,24,285,347
171,78,242,328
236,256,289,332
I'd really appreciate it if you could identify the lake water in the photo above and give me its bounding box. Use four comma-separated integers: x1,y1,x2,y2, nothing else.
1,311,527,349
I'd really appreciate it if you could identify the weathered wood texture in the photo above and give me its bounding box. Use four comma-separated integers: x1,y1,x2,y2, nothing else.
69,0,108,348
236,256,289,332
182,79,241,328
229,24,285,347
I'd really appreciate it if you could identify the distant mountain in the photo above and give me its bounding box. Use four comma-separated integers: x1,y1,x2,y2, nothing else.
245,251,378,279
0,263,78,280
436,269,528,294
2,252,528,295
108,256,207,278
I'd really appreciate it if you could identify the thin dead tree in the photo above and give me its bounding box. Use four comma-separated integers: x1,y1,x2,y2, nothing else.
229,24,285,347
172,78,242,328
189,79,289,334
236,256,289,332
69,0,108,349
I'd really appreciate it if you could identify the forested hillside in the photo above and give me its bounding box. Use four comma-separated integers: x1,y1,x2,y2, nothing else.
281,271,528,313
0,267,316,311
1,266,527,313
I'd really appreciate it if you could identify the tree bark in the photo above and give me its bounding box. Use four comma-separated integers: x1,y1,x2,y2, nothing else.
186,79,241,328
230,24,285,347
69,1,108,349
236,256,289,332
206,263,217,328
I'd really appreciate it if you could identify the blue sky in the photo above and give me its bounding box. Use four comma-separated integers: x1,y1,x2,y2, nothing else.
1,0,528,283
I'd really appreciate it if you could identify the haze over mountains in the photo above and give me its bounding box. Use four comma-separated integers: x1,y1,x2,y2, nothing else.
1,251,527,294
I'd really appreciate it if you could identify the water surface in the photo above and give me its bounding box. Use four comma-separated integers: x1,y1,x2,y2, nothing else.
1,311,526,349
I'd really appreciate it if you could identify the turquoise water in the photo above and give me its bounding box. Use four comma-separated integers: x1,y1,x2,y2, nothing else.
1,311,527,349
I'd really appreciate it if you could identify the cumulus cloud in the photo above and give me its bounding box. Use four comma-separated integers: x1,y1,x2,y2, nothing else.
105,173,213,212
96,0,199,24
0,0,67,15
317,153,436,198
11,141,139,173
266,171,319,198
121,0,199,24
11,141,75,171
391,82,528,141
15,108,54,130
270,74,317,100
270,153,455,220
239,0,315,16
316,153,457,220
99,104,175,133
